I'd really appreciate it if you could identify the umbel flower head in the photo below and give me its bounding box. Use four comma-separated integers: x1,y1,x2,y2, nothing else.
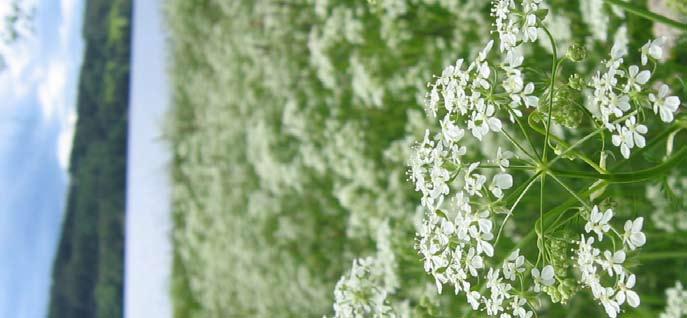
405,0,681,317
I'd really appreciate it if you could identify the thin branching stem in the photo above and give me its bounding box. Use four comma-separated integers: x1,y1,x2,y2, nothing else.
541,26,558,162
603,0,687,31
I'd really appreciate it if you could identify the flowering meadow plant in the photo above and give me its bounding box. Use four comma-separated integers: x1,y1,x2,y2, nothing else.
165,0,687,317
335,1,686,317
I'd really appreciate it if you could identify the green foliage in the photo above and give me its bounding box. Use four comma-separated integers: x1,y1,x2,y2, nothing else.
47,0,132,317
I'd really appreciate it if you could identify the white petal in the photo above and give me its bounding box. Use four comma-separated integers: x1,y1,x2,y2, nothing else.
660,108,674,122
636,70,651,84
621,144,630,159
631,232,646,247
494,173,513,189
629,65,638,77
666,96,680,110
627,274,636,288
627,290,640,307
615,291,626,305
542,265,555,281
632,217,644,232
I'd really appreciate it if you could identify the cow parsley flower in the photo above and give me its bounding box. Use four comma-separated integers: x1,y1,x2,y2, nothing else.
502,249,526,281
531,265,555,292
623,217,646,250
650,84,681,123
641,37,666,65
585,206,613,241
598,250,625,276
615,273,640,308
489,173,514,199
623,65,651,93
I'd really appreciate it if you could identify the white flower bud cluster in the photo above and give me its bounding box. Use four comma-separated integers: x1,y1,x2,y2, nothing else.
590,37,681,159
576,206,646,317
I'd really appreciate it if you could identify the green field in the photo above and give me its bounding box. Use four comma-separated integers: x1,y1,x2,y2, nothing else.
165,1,687,317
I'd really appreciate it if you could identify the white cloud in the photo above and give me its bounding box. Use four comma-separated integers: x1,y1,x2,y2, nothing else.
59,0,77,46
57,110,77,170
37,61,67,121
0,0,84,173
37,60,79,172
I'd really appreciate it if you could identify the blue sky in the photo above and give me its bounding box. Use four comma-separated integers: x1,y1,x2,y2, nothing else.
0,0,85,317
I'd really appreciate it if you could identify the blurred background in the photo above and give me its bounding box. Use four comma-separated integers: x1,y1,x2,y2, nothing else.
0,0,685,318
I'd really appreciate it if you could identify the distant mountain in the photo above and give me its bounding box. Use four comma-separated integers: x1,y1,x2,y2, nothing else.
47,0,132,317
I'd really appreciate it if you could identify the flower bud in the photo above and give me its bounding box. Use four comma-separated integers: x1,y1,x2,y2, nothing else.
566,43,587,62
568,74,585,90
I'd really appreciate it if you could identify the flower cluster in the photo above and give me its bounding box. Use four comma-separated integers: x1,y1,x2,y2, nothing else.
416,195,539,318
589,36,681,159
646,176,687,232
575,206,646,317
408,2,565,316
333,257,396,318
660,281,687,318
492,0,544,53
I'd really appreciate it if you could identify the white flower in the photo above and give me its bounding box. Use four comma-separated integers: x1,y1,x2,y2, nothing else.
510,82,539,109
502,249,526,281
489,173,513,199
464,162,487,197
615,273,640,308
641,37,665,66
531,265,555,292
625,116,647,149
466,290,481,310
608,94,631,118
598,287,621,318
475,232,495,257
511,296,533,318
494,147,513,171
650,84,681,123
440,115,465,143
611,116,647,159
598,250,626,276
585,206,614,241
468,100,503,140
624,65,650,93
623,217,646,250
465,247,484,277
576,235,599,280
611,123,632,159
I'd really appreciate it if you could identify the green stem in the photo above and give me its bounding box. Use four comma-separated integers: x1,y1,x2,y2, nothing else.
548,110,638,167
528,114,605,173
542,26,558,162
495,171,541,245
502,128,539,163
512,108,541,159
548,172,592,209
602,0,687,31
550,146,687,183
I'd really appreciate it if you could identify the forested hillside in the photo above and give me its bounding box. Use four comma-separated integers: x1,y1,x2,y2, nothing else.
47,0,132,317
